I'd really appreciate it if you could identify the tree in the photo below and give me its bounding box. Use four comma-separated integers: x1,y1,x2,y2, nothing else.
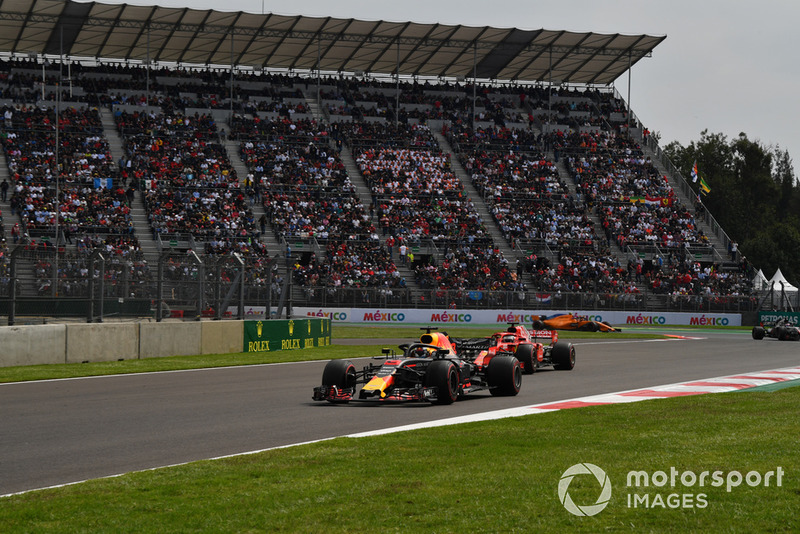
663,131,798,283
773,147,797,223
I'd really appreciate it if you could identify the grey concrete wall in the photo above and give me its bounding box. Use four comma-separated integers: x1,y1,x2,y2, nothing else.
0,320,253,367
201,321,243,355
138,321,203,359
65,323,140,364
0,325,66,367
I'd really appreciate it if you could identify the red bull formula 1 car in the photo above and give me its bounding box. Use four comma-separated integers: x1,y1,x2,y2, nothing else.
454,323,576,375
752,319,800,341
312,328,522,405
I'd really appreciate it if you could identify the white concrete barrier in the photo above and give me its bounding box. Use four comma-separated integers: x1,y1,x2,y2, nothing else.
0,319,318,368
201,321,243,355
0,324,67,367
65,323,140,364
138,321,202,359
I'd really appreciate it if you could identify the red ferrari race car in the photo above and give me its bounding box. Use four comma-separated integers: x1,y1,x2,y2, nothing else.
752,319,800,341
454,323,576,375
531,313,620,332
312,328,522,405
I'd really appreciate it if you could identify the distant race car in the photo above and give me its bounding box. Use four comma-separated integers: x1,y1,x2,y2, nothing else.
312,328,522,405
454,323,576,375
752,319,800,341
531,313,620,332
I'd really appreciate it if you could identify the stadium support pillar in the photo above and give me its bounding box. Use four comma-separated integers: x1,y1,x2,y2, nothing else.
627,50,632,137
396,41,400,125
230,32,234,124
548,46,553,135
52,77,61,298
146,24,150,103
472,41,477,130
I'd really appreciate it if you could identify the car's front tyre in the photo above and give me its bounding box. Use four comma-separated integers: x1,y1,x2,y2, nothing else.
752,326,765,340
426,360,460,405
321,359,356,403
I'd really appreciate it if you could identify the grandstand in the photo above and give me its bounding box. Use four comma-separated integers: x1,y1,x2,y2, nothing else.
0,1,763,321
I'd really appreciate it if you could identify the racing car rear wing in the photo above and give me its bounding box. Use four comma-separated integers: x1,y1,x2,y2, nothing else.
531,330,559,343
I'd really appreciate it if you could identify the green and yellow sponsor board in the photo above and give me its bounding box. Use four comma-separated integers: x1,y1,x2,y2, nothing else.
243,318,331,353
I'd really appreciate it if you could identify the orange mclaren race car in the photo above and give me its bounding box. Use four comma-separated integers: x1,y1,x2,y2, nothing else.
531,313,620,332
313,328,522,405
454,323,576,375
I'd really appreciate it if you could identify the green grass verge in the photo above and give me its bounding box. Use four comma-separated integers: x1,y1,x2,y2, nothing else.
0,326,663,383
2,388,797,532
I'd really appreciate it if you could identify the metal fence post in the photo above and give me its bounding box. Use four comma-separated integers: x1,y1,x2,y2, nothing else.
97,252,105,322
8,247,21,326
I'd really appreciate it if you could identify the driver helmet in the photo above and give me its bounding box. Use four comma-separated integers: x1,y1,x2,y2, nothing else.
412,346,429,357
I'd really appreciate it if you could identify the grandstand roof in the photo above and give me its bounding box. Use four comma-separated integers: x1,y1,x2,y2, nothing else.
0,0,665,85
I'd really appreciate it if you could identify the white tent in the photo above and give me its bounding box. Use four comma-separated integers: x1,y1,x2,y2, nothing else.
767,269,799,293
752,269,770,290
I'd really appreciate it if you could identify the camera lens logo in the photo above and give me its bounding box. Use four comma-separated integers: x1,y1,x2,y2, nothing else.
559,463,612,516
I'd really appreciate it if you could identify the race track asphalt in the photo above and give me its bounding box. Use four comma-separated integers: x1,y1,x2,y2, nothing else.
2,330,798,495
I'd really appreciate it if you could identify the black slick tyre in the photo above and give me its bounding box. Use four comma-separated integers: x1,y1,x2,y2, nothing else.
321,359,356,404
322,359,356,389
487,355,522,396
426,360,459,405
751,326,765,340
515,344,536,374
552,342,576,370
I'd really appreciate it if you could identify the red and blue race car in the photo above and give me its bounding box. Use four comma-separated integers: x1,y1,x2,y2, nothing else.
313,328,522,404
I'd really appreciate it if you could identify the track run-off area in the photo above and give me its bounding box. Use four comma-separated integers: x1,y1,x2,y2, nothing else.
2,329,798,496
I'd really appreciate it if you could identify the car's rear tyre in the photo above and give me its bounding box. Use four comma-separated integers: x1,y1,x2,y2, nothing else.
752,326,765,340
487,355,522,396
776,326,787,341
515,344,536,374
552,342,576,370
532,319,546,330
426,360,459,405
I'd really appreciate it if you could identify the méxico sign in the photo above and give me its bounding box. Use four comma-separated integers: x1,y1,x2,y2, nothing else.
295,307,741,327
